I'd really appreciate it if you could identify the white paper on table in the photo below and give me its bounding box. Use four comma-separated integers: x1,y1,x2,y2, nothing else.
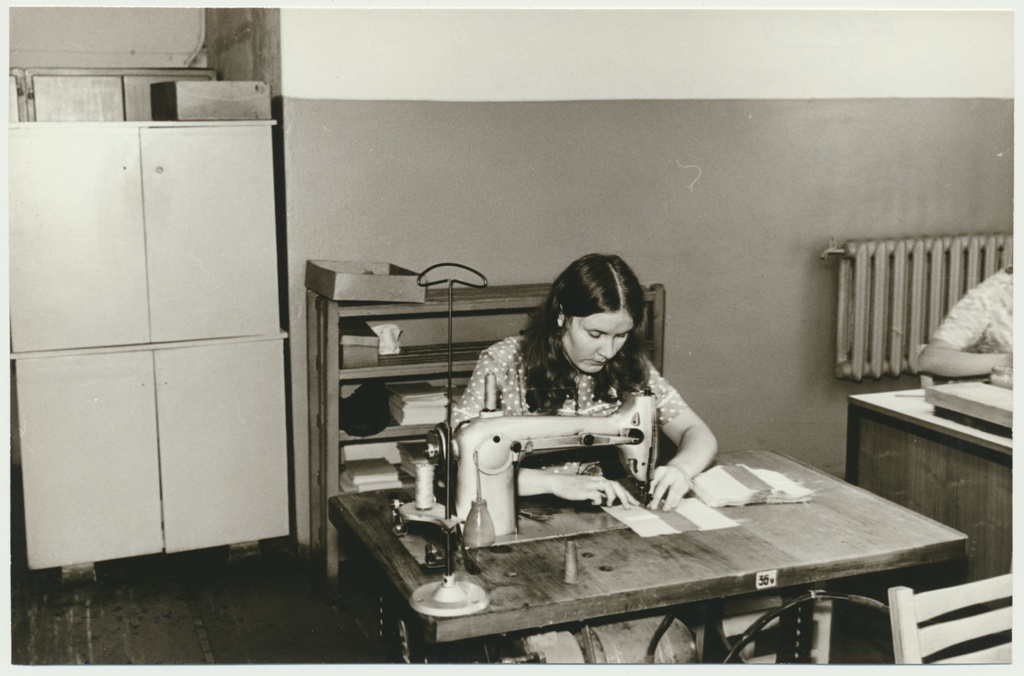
674,497,740,530
602,505,680,536
603,498,739,536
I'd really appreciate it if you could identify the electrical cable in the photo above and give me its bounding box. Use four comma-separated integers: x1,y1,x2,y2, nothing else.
644,614,677,663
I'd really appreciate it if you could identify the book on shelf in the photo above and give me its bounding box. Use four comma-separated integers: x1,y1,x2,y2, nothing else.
339,473,403,493
386,382,447,406
691,464,814,508
389,403,446,426
343,441,401,464
342,457,398,483
340,457,403,493
386,382,466,405
386,382,465,426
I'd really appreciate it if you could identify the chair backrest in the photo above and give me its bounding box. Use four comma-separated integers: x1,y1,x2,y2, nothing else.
888,573,1012,664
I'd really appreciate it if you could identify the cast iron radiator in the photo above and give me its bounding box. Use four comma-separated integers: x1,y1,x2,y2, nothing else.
825,232,1012,382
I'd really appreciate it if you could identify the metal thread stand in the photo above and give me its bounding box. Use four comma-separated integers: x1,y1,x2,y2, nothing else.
406,262,490,617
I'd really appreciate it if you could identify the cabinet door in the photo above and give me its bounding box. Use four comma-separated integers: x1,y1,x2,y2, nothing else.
155,339,289,552
15,352,165,569
9,127,151,352
140,126,281,343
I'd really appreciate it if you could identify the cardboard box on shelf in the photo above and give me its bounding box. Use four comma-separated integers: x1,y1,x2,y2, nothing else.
151,80,271,121
305,260,425,303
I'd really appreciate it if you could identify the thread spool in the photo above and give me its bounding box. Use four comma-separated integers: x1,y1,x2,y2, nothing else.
414,461,436,510
483,373,500,413
563,540,579,584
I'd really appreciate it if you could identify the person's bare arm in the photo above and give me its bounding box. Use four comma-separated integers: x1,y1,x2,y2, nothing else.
919,338,1011,378
646,407,718,511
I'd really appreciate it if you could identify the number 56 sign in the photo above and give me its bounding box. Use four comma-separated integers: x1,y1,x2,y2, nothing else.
755,569,778,590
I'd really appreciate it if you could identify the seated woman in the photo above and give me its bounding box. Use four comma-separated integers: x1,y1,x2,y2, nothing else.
918,266,1012,379
453,253,718,512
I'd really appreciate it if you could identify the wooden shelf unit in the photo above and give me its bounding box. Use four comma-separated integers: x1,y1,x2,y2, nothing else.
307,281,665,596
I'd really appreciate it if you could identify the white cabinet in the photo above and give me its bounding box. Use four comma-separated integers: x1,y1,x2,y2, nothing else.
8,126,151,351
9,123,281,352
155,340,289,553
9,121,289,571
15,340,289,569
140,126,281,343
16,351,165,569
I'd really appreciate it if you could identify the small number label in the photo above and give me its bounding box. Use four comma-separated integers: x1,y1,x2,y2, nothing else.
755,570,778,590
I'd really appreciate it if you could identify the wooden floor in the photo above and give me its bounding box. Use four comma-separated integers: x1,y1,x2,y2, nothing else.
10,544,392,665
8,463,389,666
9,465,895,665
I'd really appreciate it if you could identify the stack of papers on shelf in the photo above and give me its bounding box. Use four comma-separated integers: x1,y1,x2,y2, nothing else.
692,464,814,508
386,382,463,426
340,457,403,493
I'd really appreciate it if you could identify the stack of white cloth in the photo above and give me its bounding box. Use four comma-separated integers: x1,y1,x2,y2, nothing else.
692,464,814,508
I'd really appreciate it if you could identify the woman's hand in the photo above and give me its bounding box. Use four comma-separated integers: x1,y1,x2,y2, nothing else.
550,474,639,508
647,465,692,512
654,407,718,512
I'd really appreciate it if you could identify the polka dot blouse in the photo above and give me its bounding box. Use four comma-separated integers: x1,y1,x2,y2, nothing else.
931,267,1013,354
452,336,689,426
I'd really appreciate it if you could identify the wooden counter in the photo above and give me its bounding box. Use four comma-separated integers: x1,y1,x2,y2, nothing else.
846,389,1012,581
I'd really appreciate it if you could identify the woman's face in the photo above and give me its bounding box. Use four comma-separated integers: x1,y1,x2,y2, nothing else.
561,309,634,373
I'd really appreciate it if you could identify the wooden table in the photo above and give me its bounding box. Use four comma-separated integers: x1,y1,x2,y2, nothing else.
330,449,965,650
846,389,1012,581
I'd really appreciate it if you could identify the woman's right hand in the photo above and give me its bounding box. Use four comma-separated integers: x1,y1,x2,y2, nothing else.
548,474,639,508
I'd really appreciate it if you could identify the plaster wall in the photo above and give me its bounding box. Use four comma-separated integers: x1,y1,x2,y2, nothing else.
282,96,1012,549
279,8,1012,100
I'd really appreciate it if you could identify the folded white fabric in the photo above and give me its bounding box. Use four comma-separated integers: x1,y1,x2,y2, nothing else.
692,464,814,508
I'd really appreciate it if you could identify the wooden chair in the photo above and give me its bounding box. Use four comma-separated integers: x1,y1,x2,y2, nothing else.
888,573,1012,664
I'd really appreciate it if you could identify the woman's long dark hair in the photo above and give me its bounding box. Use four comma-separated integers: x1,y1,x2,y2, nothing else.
520,253,649,413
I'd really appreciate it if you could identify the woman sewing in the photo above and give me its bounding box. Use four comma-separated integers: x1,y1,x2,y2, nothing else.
452,253,718,512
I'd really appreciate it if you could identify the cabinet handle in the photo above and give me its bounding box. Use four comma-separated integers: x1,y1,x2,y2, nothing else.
155,166,164,174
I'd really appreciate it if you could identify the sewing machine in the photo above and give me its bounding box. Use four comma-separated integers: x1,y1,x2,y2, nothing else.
395,375,659,617
451,380,659,538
